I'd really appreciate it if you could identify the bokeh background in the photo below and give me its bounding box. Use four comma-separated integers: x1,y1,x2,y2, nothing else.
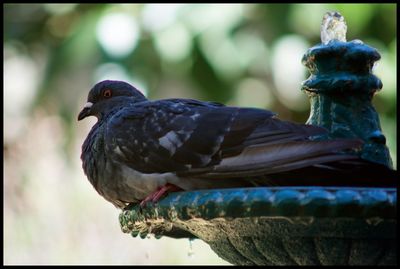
4,3,396,265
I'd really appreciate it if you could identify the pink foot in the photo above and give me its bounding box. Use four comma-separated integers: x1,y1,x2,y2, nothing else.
140,183,182,207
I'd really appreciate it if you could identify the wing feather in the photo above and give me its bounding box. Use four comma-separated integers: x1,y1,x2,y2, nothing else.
105,99,361,178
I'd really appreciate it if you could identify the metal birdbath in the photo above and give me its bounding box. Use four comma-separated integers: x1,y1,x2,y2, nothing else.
119,12,397,265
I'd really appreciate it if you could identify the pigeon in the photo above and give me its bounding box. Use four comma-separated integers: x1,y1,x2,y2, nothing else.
78,80,396,209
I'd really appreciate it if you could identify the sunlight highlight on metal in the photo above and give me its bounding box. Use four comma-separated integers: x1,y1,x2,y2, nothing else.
321,11,347,44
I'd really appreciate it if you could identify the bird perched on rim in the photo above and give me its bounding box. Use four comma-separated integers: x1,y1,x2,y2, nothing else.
78,80,395,209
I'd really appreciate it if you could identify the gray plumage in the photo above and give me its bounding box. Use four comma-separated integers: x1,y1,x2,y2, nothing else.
78,80,364,208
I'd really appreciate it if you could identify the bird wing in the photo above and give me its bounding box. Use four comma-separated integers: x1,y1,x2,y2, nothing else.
105,99,361,178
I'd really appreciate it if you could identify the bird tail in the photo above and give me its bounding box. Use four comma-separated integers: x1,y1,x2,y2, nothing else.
187,139,363,179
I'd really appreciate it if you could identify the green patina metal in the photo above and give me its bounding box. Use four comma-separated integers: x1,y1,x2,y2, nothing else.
301,40,392,168
120,187,397,265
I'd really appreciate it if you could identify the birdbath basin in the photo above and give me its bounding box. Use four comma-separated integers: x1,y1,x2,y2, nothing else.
120,186,396,265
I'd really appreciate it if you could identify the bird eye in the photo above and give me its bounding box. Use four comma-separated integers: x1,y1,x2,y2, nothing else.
103,89,112,98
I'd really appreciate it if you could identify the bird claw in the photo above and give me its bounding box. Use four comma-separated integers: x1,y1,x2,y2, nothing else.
139,198,154,208
139,183,181,208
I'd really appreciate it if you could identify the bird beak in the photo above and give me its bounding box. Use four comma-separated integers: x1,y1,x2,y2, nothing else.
78,102,93,121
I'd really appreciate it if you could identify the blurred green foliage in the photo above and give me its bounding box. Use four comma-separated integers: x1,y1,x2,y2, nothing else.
4,4,396,167
4,4,396,159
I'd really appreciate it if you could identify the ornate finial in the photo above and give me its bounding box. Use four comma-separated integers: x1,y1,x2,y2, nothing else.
303,12,393,168
321,11,347,44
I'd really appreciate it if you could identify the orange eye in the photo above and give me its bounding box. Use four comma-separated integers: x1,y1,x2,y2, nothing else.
103,89,112,98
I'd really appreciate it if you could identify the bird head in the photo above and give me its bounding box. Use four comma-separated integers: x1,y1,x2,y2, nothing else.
78,80,147,121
